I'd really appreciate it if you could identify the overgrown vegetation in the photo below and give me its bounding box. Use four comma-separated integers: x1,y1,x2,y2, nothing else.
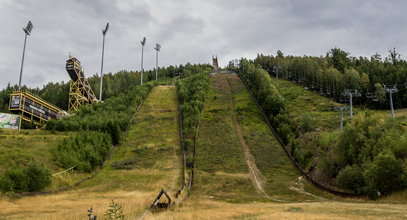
46,82,157,145
177,68,210,170
320,114,407,197
230,55,407,198
0,162,51,193
232,59,294,145
53,131,112,172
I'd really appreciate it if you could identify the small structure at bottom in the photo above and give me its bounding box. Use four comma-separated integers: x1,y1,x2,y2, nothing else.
150,189,172,212
88,207,97,220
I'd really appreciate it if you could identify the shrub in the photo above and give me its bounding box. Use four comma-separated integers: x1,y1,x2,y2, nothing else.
364,152,406,196
0,162,51,193
336,165,365,194
53,131,112,172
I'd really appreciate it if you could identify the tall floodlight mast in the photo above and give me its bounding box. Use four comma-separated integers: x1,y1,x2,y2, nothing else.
154,43,161,81
140,37,146,85
18,21,33,90
343,89,361,118
99,22,109,101
383,84,399,120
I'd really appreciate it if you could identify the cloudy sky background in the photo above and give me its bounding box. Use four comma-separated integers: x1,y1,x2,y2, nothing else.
1,0,406,89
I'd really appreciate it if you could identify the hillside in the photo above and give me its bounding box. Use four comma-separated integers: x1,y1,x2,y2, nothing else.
194,73,320,202
0,72,406,219
0,85,182,219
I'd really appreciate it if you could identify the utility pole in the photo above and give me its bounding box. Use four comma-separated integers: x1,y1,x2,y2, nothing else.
18,21,33,90
99,22,109,101
343,89,361,118
154,43,161,81
273,65,280,79
334,106,349,132
140,37,146,85
383,84,399,120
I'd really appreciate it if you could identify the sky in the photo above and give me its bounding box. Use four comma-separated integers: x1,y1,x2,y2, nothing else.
1,0,407,89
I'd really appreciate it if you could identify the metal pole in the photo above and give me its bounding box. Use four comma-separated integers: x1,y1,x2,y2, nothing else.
349,93,353,118
18,33,28,90
99,34,105,101
340,108,344,132
155,49,158,81
141,44,144,85
389,91,395,120
276,66,279,79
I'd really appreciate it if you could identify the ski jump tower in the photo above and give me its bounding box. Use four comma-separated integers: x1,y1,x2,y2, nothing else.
66,56,98,112
212,55,219,71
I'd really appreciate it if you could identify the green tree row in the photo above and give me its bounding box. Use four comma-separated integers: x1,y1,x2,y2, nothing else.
251,48,407,109
177,67,211,168
232,59,295,145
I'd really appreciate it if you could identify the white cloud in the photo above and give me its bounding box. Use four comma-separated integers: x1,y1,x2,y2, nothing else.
1,0,407,89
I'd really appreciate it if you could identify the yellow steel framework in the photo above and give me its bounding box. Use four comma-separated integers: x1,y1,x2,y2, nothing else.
66,56,98,112
9,90,65,125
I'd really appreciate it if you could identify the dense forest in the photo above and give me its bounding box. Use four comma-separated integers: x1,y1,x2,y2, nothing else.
0,63,208,113
246,48,407,109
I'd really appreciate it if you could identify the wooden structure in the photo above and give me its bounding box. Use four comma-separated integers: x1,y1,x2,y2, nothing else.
150,189,172,212
66,56,98,112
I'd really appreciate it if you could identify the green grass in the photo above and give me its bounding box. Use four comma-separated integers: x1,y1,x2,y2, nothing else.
195,74,324,202
81,85,182,195
227,74,318,201
0,129,93,190
196,74,248,174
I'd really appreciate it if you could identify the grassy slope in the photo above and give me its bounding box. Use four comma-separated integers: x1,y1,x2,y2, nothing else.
156,74,407,220
0,129,91,190
274,78,407,131
226,74,317,201
273,78,407,201
0,85,182,219
194,74,255,202
194,73,319,202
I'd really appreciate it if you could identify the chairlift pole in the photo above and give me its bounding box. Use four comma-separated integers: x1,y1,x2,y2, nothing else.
383,84,398,120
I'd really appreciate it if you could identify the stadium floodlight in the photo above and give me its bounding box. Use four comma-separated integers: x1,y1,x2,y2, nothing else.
382,84,399,120
334,106,349,132
99,22,109,101
18,21,34,90
140,37,146,85
343,89,361,118
154,43,161,81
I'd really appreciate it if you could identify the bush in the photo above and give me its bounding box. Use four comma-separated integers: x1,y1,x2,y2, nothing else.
0,162,51,193
336,165,365,194
53,131,112,172
364,152,406,196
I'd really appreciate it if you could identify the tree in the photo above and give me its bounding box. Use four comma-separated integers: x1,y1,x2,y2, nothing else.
327,48,351,72
364,152,406,196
